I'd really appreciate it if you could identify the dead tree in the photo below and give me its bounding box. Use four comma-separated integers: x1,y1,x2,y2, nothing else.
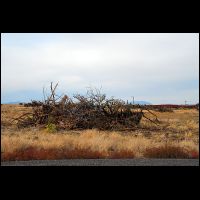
12,83,159,131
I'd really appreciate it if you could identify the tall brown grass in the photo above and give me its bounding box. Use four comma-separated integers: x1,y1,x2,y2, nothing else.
1,129,198,161
143,144,198,159
1,105,199,161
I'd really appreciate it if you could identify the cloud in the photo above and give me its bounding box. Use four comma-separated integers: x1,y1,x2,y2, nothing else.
1,33,199,104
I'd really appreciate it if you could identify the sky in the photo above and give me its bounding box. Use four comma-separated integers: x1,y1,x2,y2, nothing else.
1,33,199,104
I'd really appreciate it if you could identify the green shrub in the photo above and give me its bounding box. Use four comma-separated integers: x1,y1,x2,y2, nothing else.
46,123,57,133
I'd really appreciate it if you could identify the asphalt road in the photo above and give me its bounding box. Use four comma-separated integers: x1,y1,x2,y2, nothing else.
1,159,199,166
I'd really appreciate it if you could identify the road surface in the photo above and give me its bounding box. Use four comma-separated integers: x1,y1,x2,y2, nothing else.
1,159,199,166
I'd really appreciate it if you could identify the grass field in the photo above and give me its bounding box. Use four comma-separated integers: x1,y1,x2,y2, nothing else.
1,104,199,161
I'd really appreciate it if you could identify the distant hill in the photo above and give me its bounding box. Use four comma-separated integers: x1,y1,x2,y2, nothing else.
134,101,152,105
2,100,152,105
1,101,24,104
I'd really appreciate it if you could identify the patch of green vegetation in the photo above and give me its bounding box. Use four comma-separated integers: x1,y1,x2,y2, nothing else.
45,123,57,133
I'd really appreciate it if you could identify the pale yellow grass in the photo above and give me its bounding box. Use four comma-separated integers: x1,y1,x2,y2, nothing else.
1,105,199,159
1,128,198,158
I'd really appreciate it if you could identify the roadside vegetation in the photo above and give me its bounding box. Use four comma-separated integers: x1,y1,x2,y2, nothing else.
1,104,199,161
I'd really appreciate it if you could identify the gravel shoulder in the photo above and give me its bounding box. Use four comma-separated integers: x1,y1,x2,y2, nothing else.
1,159,199,166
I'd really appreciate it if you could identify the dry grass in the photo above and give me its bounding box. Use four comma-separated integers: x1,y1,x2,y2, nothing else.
2,146,136,161
143,144,198,159
1,104,199,161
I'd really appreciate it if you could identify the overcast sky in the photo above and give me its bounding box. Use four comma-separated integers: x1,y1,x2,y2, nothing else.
1,33,199,104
